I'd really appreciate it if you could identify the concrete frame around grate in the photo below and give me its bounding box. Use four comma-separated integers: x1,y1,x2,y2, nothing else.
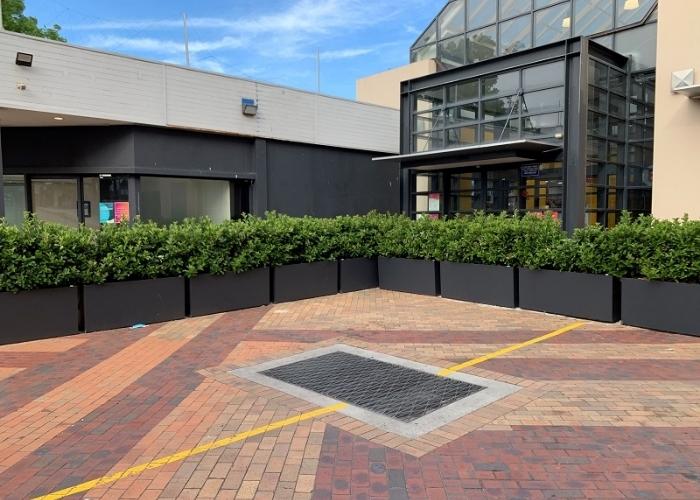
231,344,520,439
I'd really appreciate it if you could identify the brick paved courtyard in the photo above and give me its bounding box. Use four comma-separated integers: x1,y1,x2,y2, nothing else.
0,289,699,499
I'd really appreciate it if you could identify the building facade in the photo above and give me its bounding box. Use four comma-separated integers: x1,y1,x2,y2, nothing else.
375,0,665,231
0,30,400,227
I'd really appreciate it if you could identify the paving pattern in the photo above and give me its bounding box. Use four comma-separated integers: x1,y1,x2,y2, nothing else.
0,289,697,499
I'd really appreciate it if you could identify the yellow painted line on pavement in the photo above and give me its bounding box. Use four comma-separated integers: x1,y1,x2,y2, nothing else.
34,402,348,500
438,321,587,377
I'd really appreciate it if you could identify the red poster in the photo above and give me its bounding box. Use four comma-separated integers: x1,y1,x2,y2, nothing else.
114,202,130,223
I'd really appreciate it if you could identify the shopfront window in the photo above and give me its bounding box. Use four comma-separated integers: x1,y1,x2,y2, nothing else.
2,175,26,226
411,173,442,219
97,176,130,226
140,177,231,225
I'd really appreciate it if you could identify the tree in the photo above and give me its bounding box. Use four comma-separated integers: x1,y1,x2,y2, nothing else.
1,0,66,42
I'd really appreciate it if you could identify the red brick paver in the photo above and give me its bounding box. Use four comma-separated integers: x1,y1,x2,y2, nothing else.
0,289,696,499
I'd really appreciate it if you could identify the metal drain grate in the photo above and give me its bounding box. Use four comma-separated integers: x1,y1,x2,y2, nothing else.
262,351,485,422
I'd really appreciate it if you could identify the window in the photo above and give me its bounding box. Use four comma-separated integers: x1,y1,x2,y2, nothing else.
412,173,442,219
522,112,564,138
468,0,498,30
574,0,613,36
482,119,519,142
615,23,657,71
447,125,479,146
500,0,531,19
499,15,532,55
2,175,26,226
467,26,497,63
615,0,655,27
522,87,565,115
439,35,467,67
415,88,444,112
414,20,437,47
411,44,436,63
482,71,519,97
534,3,571,46
523,61,565,90
483,96,519,121
140,177,231,225
439,0,466,39
448,80,479,102
446,103,479,125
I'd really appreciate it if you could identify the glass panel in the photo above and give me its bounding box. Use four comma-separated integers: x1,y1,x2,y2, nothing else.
414,109,444,133
574,0,612,36
140,177,231,225
98,176,130,225
448,80,479,102
587,163,624,186
31,178,79,228
534,0,562,8
413,132,444,152
415,20,437,47
616,0,655,27
446,103,479,125
451,172,481,191
587,137,607,161
415,173,442,192
439,0,466,39
467,0,497,30
614,23,657,71
523,60,565,90
500,0,531,19
627,189,652,211
500,15,532,55
447,125,479,146
466,26,497,63
588,111,607,136
522,87,565,114
2,175,26,226
534,3,571,46
588,87,608,112
414,87,444,112
592,34,613,49
609,68,627,95
82,177,101,230
589,60,608,87
608,117,626,141
482,71,519,97
627,166,653,187
411,43,437,63
522,113,564,137
439,35,467,67
609,93,626,117
483,96,520,120
482,119,519,142
487,169,522,212
607,141,624,163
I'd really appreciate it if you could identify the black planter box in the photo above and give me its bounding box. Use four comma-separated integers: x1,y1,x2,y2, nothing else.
188,268,270,317
273,261,339,303
83,277,186,332
378,257,440,296
340,258,378,293
519,269,620,322
0,287,80,345
440,262,518,308
622,278,700,336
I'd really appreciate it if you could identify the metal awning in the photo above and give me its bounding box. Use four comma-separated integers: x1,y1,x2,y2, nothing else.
373,139,561,167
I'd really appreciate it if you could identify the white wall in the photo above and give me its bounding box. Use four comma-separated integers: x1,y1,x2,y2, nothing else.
0,31,399,153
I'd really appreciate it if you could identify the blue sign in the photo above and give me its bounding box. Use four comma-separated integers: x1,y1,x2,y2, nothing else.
521,164,540,178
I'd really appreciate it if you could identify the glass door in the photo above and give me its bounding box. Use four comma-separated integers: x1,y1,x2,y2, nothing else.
30,178,81,228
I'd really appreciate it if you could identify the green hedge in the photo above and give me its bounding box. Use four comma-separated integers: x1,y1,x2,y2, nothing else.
0,212,698,293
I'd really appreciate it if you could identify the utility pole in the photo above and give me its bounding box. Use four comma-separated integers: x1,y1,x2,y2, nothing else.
183,12,191,67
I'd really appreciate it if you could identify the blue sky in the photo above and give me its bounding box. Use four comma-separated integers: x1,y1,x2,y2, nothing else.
23,0,441,99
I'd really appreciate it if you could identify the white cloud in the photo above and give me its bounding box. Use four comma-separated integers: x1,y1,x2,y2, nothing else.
320,48,376,60
85,34,245,55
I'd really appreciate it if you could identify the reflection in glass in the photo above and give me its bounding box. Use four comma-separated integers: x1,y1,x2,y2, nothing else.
616,0,655,27
467,26,497,63
522,113,564,137
448,80,479,102
609,93,626,117
439,0,465,39
500,15,532,55
2,175,26,226
523,61,565,90
468,0,497,30
411,43,436,63
414,20,437,47
482,71,519,97
534,0,562,9
590,60,608,87
414,88,444,112
482,119,519,142
609,68,627,94
614,23,657,71
439,36,467,67
500,0,531,19
588,111,607,136
446,103,479,125
140,177,231,225
31,178,80,228
522,87,565,115
574,0,613,36
534,3,570,46
483,96,519,121
447,125,479,146
588,87,608,113
413,132,444,152
414,109,444,133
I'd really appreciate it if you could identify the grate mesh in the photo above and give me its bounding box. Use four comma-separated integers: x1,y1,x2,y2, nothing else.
262,351,485,422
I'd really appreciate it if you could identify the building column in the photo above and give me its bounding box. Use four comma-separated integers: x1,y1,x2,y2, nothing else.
252,139,268,217
127,176,140,222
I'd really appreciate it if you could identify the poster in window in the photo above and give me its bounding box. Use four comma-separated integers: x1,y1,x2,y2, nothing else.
100,202,115,224
428,193,441,212
114,202,130,223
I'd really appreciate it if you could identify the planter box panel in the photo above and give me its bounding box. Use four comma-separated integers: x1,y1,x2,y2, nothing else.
378,258,439,296
622,279,700,337
440,262,517,308
340,258,378,293
188,268,270,317
83,277,186,333
519,269,620,323
273,262,339,303
0,287,80,345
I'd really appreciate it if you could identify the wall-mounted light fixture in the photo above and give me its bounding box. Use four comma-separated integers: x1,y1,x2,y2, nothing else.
242,98,258,116
15,52,34,67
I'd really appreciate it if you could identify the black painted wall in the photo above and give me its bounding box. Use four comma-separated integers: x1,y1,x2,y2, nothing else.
265,141,400,217
0,127,4,218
